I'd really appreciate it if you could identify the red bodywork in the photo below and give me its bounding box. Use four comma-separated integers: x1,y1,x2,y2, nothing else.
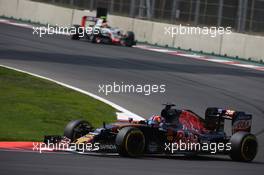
179,110,207,133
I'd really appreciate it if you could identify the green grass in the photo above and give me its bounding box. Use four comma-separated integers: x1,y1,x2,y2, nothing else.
0,67,116,141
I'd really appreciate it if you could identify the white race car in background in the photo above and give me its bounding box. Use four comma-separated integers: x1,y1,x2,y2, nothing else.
71,16,136,47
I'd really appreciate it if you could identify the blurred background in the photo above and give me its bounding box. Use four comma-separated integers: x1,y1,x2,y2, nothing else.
33,0,264,34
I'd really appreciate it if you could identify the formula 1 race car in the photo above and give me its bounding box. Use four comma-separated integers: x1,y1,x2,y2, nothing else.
44,104,258,162
70,16,136,47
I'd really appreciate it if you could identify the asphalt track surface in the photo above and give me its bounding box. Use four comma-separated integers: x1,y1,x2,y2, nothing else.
0,23,264,175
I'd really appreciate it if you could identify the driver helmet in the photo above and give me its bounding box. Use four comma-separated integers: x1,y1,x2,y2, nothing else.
152,115,165,124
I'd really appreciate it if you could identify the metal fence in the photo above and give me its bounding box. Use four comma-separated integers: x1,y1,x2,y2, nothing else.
35,0,264,34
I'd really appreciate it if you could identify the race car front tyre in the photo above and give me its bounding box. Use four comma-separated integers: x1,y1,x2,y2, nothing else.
230,131,258,162
116,127,145,157
64,119,92,142
124,31,135,47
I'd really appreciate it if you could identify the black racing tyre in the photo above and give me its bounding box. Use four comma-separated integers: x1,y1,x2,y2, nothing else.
64,119,92,142
124,31,135,47
71,34,80,40
116,127,145,157
71,25,81,40
230,131,258,162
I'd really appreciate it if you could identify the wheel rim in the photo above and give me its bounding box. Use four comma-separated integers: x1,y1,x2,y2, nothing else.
125,131,145,156
241,136,257,161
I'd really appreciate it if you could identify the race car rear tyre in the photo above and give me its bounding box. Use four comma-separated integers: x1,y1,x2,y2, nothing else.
116,127,145,157
124,31,135,47
71,34,80,40
71,25,81,40
64,119,92,142
229,131,258,162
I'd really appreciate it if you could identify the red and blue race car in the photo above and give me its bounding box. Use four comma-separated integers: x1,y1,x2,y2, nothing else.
44,103,258,162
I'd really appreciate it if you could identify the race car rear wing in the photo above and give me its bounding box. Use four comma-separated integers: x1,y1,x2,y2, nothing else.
205,108,252,134
231,112,252,134
81,16,98,27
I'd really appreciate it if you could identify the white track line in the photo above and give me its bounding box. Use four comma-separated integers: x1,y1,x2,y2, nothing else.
0,65,144,121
